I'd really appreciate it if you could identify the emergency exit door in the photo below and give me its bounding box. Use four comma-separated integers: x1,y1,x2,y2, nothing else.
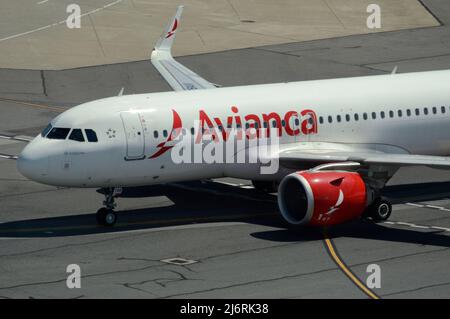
120,112,145,160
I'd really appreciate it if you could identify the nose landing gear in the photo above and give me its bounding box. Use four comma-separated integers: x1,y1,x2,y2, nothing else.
96,187,122,226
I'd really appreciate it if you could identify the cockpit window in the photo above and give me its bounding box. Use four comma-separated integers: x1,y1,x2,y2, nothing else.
41,124,52,137
69,129,85,142
85,129,98,142
46,127,70,140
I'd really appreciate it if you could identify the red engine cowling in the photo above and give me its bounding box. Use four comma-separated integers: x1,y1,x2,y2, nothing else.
278,171,367,226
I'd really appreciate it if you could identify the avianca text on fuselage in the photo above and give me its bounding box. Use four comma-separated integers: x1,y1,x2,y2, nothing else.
196,106,318,142
149,106,318,159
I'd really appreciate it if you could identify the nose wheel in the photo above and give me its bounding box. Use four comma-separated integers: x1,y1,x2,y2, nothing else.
96,187,121,226
96,208,117,226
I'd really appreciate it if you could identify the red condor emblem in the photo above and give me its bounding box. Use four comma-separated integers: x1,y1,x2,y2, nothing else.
149,109,182,159
165,19,178,39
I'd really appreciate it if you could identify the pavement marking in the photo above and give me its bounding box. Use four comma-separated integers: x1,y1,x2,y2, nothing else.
0,134,32,142
0,97,64,113
405,203,425,208
430,226,450,232
406,202,450,212
382,220,450,232
0,0,123,42
323,230,380,300
0,153,18,160
37,0,49,4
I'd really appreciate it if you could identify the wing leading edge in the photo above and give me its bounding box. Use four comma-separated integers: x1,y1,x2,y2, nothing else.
151,6,217,91
278,142,450,170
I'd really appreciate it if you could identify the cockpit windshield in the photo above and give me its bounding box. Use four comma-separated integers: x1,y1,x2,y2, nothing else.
46,127,71,140
41,125,98,142
41,124,52,137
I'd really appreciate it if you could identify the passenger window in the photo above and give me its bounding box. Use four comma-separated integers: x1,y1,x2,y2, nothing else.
69,129,85,142
328,116,332,123
415,108,420,116
363,113,368,120
432,107,437,114
354,114,359,121
441,106,446,114
372,112,376,119
319,117,324,124
424,108,429,115
336,115,341,122
163,130,168,138
294,119,300,126
272,121,277,128
41,124,52,137
407,109,411,117
85,129,98,142
380,111,385,119
398,110,402,117
281,120,286,127
345,114,350,122
154,131,158,138
190,127,195,135
245,123,250,129
389,111,394,118
47,127,70,140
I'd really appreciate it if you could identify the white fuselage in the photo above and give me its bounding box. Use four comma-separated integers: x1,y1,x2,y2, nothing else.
17,70,450,188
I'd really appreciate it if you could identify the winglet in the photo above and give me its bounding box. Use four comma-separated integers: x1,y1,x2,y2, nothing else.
150,6,216,91
154,5,184,53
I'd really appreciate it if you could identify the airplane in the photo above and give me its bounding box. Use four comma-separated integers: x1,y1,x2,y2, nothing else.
16,6,450,227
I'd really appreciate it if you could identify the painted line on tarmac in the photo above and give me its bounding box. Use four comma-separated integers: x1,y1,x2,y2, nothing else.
323,230,380,300
406,202,450,212
0,98,64,113
382,220,450,232
0,134,32,142
0,153,18,160
0,0,123,42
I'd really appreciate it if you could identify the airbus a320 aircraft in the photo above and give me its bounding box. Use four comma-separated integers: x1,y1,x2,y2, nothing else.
17,6,450,226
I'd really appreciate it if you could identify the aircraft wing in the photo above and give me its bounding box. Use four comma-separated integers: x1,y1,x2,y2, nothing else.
278,142,450,169
151,6,217,91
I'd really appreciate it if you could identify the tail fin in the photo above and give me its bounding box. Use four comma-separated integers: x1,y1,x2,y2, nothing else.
154,5,184,52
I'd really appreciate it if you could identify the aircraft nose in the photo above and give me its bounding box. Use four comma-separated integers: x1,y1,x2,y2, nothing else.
17,140,48,181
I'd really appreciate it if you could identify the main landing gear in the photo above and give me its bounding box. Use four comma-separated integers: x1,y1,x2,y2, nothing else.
96,187,121,226
365,198,392,222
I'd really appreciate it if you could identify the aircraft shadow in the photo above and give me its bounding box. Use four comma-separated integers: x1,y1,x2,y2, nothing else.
1,180,450,243
0,181,281,238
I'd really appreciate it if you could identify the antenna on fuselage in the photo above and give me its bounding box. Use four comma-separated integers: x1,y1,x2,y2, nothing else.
391,65,398,74
118,87,124,96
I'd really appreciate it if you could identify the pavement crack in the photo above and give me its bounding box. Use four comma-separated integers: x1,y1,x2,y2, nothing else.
382,281,450,297
40,70,48,97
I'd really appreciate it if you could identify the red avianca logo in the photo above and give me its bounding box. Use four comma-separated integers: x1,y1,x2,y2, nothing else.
165,19,178,39
149,106,318,159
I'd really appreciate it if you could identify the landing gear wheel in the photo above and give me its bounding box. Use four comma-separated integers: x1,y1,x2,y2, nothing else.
367,199,392,222
96,208,117,226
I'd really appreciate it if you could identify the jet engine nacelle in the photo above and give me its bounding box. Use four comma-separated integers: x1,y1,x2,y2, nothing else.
278,171,367,226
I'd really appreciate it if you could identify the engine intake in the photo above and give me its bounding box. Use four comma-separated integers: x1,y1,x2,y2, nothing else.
278,171,367,226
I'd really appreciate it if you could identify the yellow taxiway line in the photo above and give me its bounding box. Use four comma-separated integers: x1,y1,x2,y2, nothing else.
323,230,380,300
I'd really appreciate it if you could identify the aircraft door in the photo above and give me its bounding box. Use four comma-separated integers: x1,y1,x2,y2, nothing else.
120,111,145,160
